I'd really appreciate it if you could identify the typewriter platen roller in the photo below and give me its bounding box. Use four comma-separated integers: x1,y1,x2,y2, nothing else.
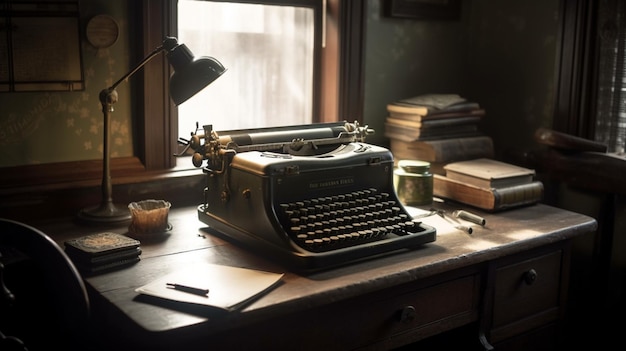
183,121,436,272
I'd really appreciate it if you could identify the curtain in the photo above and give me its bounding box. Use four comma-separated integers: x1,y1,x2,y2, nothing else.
594,0,626,153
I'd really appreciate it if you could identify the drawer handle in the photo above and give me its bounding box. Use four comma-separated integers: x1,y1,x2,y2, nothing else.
398,305,416,323
523,269,538,285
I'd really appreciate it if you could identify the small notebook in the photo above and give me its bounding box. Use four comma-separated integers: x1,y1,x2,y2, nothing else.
65,232,140,258
65,232,142,274
135,263,284,311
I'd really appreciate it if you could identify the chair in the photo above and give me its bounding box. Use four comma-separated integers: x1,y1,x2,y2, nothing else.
0,218,91,351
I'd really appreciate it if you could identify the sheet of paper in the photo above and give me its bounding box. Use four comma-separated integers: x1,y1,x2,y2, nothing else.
135,263,284,311
404,206,478,235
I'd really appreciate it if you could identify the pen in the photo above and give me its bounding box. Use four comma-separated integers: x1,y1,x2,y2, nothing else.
452,210,486,226
451,222,473,235
433,209,473,235
166,283,209,296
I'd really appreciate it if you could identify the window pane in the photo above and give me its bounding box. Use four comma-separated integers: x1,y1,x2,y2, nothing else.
177,0,315,133
594,0,626,153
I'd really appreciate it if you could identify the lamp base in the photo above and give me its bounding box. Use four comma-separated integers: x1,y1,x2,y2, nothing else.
78,201,132,224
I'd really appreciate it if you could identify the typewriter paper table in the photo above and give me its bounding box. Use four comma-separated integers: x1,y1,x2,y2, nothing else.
45,203,595,350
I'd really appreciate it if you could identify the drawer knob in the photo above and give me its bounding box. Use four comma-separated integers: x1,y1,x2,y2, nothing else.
398,305,416,323
524,269,538,285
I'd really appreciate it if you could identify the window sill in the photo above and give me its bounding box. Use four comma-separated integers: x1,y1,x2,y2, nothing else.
0,157,206,222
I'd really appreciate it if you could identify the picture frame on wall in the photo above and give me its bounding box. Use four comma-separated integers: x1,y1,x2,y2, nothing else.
385,0,461,20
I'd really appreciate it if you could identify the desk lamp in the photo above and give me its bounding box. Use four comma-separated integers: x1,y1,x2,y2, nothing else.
78,37,226,223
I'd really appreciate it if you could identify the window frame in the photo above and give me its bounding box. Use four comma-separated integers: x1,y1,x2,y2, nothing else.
553,0,626,148
174,0,324,138
140,0,364,170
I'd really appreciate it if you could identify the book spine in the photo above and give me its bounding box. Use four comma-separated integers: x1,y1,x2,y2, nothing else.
388,108,486,121
384,122,481,142
69,248,142,265
386,103,429,115
419,116,483,128
65,244,140,259
75,256,141,274
430,136,494,162
389,137,494,163
492,181,544,210
386,116,483,129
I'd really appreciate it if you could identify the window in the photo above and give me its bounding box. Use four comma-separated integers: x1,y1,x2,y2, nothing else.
555,0,626,154
177,0,317,132
138,0,364,170
593,0,626,153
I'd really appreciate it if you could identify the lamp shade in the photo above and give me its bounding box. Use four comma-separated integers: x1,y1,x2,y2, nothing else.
167,42,226,105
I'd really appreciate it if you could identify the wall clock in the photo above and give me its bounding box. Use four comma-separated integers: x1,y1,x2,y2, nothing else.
86,14,119,49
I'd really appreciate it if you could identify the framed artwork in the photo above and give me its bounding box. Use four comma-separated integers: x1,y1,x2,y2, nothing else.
385,0,461,20
0,1,84,92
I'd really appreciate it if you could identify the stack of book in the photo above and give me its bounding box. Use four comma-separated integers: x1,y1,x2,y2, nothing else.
384,94,494,174
433,158,544,211
64,232,141,275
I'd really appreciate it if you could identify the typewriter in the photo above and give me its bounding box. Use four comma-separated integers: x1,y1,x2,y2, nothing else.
181,121,436,272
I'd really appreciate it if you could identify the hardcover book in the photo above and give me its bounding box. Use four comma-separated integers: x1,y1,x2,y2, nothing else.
386,116,483,129
399,94,467,109
384,121,482,142
70,247,142,266
388,107,486,121
443,158,535,189
390,136,494,163
433,174,543,211
387,93,481,117
65,232,140,259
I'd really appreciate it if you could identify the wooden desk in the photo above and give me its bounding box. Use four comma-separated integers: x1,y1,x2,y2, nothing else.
37,203,596,350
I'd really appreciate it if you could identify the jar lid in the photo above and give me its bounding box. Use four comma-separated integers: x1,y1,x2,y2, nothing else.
398,159,430,173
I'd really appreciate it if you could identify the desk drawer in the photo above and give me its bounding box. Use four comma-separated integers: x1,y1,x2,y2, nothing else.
353,273,480,348
491,249,563,342
208,273,480,350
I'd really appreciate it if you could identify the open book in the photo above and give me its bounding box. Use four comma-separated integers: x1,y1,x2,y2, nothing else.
135,263,284,311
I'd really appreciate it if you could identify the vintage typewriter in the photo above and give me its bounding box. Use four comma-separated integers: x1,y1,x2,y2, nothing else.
181,121,436,272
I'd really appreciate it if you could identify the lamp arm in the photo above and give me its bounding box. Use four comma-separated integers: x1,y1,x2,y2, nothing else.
109,45,166,90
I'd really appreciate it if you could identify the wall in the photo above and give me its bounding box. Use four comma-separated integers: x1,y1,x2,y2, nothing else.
1,0,561,169
363,0,472,147
466,0,560,158
0,1,133,167
363,0,560,158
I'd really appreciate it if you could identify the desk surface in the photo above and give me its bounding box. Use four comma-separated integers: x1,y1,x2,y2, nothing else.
37,202,596,348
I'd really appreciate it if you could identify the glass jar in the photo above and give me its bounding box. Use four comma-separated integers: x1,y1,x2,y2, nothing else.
394,160,433,206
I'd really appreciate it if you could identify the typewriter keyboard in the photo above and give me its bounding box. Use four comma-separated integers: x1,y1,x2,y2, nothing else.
278,188,425,252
